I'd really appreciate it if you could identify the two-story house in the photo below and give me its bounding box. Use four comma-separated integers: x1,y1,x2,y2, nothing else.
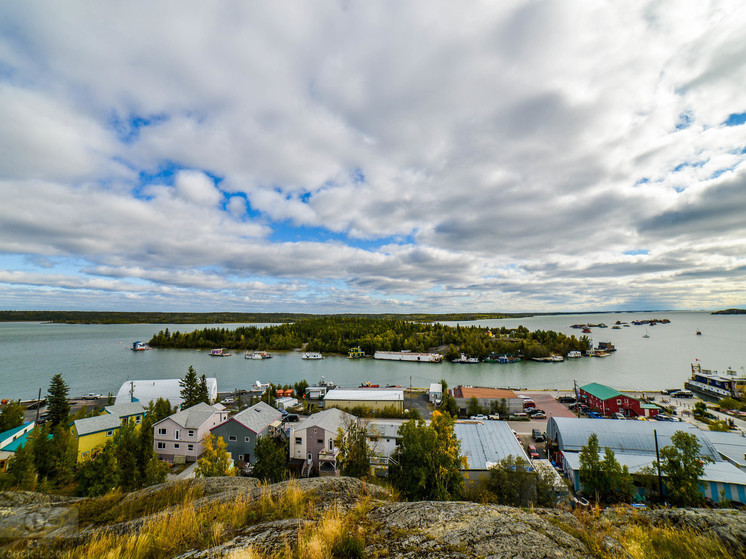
210,401,283,466
70,402,146,461
153,402,228,463
288,407,355,477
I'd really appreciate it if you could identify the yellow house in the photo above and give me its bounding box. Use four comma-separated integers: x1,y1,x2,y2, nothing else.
71,402,146,462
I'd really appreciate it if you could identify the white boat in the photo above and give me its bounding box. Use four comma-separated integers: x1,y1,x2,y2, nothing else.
452,353,479,364
245,351,272,360
373,351,443,363
302,352,324,360
567,351,582,358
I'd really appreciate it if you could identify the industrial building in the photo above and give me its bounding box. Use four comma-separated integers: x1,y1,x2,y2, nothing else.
323,388,404,413
546,417,746,504
450,386,523,416
577,382,659,418
114,378,218,407
454,420,529,483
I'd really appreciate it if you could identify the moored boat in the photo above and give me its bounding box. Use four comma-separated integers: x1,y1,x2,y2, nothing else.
452,353,479,364
348,347,366,359
209,348,232,357
685,363,746,400
245,351,272,359
302,352,324,360
131,341,150,351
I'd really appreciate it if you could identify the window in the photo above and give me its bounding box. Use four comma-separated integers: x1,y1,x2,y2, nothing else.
175,430,180,440
229,435,237,441
239,455,244,461
616,399,622,405
329,439,333,451
158,428,167,435
135,416,141,424
157,442,166,449
187,444,194,451
314,428,318,434
245,437,250,442
317,439,323,444
188,430,195,437
106,430,114,437
174,443,180,449
295,437,302,444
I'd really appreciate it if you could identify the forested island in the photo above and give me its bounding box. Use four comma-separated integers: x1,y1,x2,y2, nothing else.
0,310,536,324
147,316,590,359
712,308,746,315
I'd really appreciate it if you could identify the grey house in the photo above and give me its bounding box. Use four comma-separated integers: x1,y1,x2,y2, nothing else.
210,401,283,465
288,407,356,477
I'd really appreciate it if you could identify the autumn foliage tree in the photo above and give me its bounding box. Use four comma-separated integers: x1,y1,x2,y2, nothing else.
195,434,235,478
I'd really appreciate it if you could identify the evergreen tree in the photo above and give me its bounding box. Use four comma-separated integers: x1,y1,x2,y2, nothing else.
198,375,210,404
252,434,289,483
114,425,141,491
0,400,25,432
179,366,201,408
659,430,712,506
46,373,70,427
194,434,235,477
336,419,372,479
7,440,37,490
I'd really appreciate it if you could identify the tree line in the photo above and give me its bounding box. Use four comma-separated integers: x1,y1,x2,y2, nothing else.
148,316,590,359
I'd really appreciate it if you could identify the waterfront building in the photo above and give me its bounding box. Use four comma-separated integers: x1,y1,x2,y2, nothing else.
114,378,218,407
546,417,746,504
153,402,228,463
323,388,404,413
578,382,659,418
450,386,523,416
210,401,283,466
429,382,443,404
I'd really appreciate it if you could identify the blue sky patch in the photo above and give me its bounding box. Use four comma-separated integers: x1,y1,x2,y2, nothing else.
675,111,694,130
634,178,649,186
270,223,414,250
624,249,649,256
110,112,169,143
723,112,746,127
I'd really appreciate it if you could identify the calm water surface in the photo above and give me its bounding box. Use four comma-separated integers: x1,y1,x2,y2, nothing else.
0,312,744,401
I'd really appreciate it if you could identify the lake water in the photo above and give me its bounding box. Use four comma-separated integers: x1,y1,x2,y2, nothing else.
1,311,744,401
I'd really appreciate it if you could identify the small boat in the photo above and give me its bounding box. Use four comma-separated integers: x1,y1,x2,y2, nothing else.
131,341,150,351
696,330,702,336
360,381,381,388
302,352,324,360
452,353,479,364
567,350,582,358
581,328,591,333
245,351,272,359
348,347,366,359
209,348,232,357
642,328,650,339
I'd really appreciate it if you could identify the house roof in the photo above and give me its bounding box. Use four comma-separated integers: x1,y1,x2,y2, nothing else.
73,414,123,437
296,407,356,433
0,422,36,451
158,402,224,429
104,402,146,418
452,387,518,400
704,431,746,468
0,422,32,442
222,401,283,433
0,429,34,452
366,421,404,440
547,417,721,461
454,421,527,470
324,389,403,402
579,383,627,401
429,383,443,394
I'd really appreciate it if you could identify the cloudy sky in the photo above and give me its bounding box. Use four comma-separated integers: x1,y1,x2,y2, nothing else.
1,1,745,313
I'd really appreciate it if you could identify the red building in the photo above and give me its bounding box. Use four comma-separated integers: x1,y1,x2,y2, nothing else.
578,383,659,418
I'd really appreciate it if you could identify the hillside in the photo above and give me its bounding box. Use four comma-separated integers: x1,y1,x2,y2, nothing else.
1,477,744,558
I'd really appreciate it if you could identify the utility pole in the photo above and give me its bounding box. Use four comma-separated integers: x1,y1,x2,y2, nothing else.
654,429,664,500
35,387,41,423
574,380,580,418
409,375,412,412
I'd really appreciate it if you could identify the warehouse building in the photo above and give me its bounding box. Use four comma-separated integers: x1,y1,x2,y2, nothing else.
323,388,404,413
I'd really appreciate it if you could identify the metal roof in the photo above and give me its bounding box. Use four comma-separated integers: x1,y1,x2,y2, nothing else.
454,421,528,470
704,431,746,467
579,383,626,401
366,421,405,440
547,417,721,461
225,401,283,433
114,378,218,406
325,389,403,401
429,383,443,394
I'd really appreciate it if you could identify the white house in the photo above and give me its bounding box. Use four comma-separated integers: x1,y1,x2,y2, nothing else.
153,402,228,463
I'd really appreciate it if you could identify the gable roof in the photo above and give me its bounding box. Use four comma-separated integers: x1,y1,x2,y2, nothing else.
579,382,634,401
105,402,146,419
0,422,36,451
222,401,283,433
73,414,123,437
157,402,224,429
454,421,527,470
296,407,356,433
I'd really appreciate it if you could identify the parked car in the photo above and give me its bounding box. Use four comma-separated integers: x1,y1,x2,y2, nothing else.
531,412,546,419
527,408,545,416
510,412,529,420
587,411,603,419
470,414,488,421
284,413,300,422
611,412,625,420
532,429,545,442
526,444,540,459
83,393,102,400
557,396,576,404
221,397,234,404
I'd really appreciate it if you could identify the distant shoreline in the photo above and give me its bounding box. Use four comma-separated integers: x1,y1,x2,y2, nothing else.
0,309,704,324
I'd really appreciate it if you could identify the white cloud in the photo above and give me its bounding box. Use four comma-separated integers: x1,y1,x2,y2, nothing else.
0,1,744,311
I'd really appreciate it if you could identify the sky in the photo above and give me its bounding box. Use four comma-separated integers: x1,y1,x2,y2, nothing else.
0,1,745,313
